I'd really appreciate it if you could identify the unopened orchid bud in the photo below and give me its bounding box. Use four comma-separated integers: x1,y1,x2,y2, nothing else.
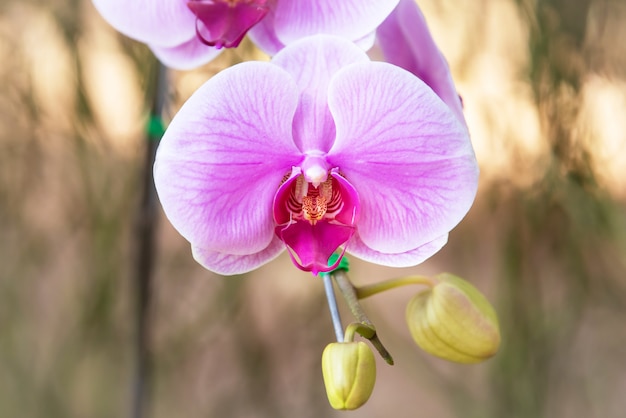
321,341,376,410
406,273,500,364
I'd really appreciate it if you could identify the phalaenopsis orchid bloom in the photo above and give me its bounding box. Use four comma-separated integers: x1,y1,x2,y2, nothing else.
154,35,478,275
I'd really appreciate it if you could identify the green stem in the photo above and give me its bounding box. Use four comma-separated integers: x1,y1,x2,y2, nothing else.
355,275,436,300
332,270,394,365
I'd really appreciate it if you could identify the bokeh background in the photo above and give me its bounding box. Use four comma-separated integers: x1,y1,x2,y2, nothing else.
1,0,626,417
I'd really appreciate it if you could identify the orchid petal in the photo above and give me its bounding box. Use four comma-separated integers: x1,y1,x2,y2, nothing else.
150,38,222,71
272,35,369,153
92,0,195,48
191,237,284,275
247,8,284,56
376,0,465,125
154,61,301,255
353,31,376,52
327,61,478,254
348,234,449,268
272,0,399,48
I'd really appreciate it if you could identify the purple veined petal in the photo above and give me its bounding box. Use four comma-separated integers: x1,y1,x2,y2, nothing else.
347,233,449,268
154,61,302,255
272,0,399,48
191,237,285,275
150,37,223,71
247,8,285,56
327,61,478,254
272,35,370,153
92,0,196,48
376,0,465,126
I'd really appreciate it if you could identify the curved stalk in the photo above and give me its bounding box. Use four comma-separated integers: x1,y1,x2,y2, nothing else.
332,270,394,365
355,275,436,299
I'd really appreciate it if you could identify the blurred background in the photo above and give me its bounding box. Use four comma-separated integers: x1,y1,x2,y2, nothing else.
1,0,625,417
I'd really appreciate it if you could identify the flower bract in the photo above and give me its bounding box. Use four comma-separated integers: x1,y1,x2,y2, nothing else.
154,35,478,275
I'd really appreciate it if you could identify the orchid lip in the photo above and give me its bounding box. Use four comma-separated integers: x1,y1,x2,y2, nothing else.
273,168,360,274
187,0,270,48
281,226,352,275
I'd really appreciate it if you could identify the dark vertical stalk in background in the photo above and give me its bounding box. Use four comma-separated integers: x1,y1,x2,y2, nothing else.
132,62,168,418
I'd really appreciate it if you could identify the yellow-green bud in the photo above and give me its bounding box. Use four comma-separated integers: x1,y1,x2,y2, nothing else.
321,341,376,410
406,273,500,364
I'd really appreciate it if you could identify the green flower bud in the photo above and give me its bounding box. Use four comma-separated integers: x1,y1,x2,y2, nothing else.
406,273,500,364
321,341,376,410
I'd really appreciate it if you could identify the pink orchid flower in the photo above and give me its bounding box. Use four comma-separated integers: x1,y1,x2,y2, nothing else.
91,0,399,70
153,35,478,275
376,0,465,126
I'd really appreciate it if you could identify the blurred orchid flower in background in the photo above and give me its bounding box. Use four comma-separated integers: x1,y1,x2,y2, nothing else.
153,35,478,275
91,0,399,69
376,0,466,126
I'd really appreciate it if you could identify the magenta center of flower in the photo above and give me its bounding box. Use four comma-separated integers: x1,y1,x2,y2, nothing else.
287,176,343,225
274,168,360,275
186,0,270,49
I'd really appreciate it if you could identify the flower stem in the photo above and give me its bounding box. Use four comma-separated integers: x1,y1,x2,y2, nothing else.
132,61,168,418
355,275,436,300
332,270,394,365
322,273,344,342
